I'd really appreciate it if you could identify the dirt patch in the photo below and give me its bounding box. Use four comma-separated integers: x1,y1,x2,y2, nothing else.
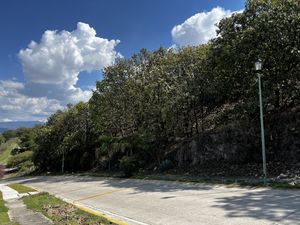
43,204,111,225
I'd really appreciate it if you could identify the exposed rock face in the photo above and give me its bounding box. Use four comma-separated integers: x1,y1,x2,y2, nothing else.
175,107,300,168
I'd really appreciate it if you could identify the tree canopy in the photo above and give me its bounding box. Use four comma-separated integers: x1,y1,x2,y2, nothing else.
12,0,300,174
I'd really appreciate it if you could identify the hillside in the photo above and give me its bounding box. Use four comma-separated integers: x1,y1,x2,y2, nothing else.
6,1,300,178
0,139,19,164
0,128,8,133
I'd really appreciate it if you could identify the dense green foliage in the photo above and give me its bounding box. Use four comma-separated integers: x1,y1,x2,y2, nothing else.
2,130,18,140
7,151,33,168
119,156,139,177
33,102,96,171
211,0,300,115
0,134,5,146
7,0,300,175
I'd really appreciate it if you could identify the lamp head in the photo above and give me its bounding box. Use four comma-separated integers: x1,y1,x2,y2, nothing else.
255,59,262,71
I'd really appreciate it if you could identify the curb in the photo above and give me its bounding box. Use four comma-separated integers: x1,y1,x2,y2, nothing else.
25,184,128,225
74,203,128,225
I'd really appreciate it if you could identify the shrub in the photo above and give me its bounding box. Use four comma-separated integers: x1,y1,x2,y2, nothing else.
18,160,35,174
119,156,138,177
80,152,94,170
7,151,33,168
159,159,174,172
11,146,28,156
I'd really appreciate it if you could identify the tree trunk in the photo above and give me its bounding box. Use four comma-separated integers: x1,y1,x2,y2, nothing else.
193,103,199,135
61,152,65,173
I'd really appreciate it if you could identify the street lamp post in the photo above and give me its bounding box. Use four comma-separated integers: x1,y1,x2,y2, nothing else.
255,59,267,185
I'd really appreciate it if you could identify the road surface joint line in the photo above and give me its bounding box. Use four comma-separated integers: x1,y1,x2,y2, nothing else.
73,188,127,203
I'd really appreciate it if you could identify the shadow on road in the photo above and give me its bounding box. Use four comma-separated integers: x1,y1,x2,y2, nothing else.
3,175,299,224
213,189,300,224
100,177,214,194
11,175,213,193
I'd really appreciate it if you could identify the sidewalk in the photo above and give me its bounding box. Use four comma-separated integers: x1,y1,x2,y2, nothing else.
0,185,53,225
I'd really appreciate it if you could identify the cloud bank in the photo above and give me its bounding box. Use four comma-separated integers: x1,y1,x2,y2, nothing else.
0,80,62,122
171,7,235,47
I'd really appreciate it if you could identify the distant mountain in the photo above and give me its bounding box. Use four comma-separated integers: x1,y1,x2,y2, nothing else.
0,128,8,133
0,121,44,132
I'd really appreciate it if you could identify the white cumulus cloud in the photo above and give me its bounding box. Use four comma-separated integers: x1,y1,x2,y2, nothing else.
1,22,121,122
0,80,63,121
18,22,121,102
171,7,236,47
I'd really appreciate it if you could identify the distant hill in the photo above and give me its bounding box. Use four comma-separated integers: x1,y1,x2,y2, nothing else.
0,128,8,133
0,121,44,133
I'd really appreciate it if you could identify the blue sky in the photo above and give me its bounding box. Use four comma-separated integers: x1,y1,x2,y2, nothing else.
0,0,244,122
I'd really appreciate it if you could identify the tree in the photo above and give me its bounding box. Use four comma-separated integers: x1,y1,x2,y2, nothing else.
18,127,38,150
90,46,217,166
32,1,300,172
34,103,96,171
211,0,300,117
2,130,17,140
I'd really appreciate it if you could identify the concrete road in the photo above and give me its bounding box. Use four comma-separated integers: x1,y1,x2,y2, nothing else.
2,176,299,225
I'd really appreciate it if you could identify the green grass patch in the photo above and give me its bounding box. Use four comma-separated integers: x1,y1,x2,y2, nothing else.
7,183,36,193
23,192,115,225
0,139,19,164
0,192,17,225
